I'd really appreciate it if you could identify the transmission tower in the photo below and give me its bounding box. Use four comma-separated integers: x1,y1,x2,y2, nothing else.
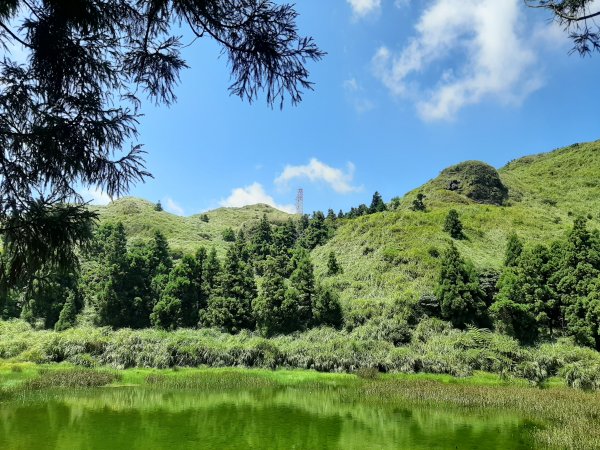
296,188,304,216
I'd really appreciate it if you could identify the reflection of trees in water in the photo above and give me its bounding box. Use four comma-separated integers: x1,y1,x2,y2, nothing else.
0,387,532,449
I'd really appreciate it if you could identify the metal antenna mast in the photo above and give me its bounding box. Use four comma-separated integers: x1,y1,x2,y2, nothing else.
296,188,304,216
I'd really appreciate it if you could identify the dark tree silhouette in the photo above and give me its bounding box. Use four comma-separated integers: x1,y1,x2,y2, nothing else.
526,1,600,55
0,0,324,288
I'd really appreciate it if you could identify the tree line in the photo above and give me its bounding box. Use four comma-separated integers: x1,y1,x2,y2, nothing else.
0,214,342,337
431,217,600,350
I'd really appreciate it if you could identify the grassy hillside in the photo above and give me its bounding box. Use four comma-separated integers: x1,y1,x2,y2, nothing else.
312,140,600,309
92,198,291,255
92,141,600,310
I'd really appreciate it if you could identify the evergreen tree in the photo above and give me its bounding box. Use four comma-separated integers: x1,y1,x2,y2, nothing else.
54,290,79,331
201,296,254,334
491,269,539,344
251,214,273,264
302,211,328,250
369,191,387,214
443,209,464,239
157,255,202,328
150,295,182,330
312,286,343,328
504,233,523,267
148,230,173,301
435,243,486,328
201,243,256,332
327,251,342,276
411,193,427,212
284,253,316,331
124,244,154,328
96,223,133,328
390,197,402,210
204,248,222,297
338,210,345,219
253,258,288,336
222,228,236,242
149,230,173,275
273,218,298,258
559,218,600,348
21,271,80,329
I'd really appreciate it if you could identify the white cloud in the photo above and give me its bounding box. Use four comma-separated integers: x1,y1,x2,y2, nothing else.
219,182,295,213
275,159,361,194
82,187,111,205
347,0,381,18
165,197,184,216
372,0,544,121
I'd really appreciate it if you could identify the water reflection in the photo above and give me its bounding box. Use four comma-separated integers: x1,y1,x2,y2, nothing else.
0,387,534,449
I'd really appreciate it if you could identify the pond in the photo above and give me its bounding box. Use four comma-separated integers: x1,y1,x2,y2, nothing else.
0,386,536,449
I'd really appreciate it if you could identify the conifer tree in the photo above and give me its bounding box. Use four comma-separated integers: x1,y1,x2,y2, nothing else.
54,290,79,331
327,251,342,276
435,243,486,328
369,191,387,213
204,248,222,297
284,253,316,331
253,257,287,336
504,233,523,267
302,211,328,250
312,286,343,328
251,214,273,262
411,193,427,212
443,209,464,239
201,242,256,332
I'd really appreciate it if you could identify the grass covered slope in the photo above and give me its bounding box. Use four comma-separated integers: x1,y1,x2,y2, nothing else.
89,141,600,310
313,140,600,307
92,198,291,255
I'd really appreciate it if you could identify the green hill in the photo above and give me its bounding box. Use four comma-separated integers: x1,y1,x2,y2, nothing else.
94,140,600,311
312,140,600,309
92,199,292,255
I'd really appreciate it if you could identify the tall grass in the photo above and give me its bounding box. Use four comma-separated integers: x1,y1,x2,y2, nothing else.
3,319,600,390
24,369,120,390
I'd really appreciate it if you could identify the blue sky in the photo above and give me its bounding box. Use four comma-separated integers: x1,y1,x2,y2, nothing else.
85,0,600,215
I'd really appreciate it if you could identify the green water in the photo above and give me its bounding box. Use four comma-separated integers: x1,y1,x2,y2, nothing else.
0,387,536,449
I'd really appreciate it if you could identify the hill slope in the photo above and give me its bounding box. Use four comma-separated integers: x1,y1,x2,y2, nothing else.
92,199,292,255
312,140,600,309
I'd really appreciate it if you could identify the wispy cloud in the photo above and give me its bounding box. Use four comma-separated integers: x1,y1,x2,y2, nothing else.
82,187,112,205
165,197,185,216
343,77,375,113
347,0,381,19
275,159,361,194
372,0,543,121
219,182,295,213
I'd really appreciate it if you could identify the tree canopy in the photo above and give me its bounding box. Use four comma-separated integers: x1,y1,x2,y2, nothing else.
0,0,323,288
527,1,600,55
